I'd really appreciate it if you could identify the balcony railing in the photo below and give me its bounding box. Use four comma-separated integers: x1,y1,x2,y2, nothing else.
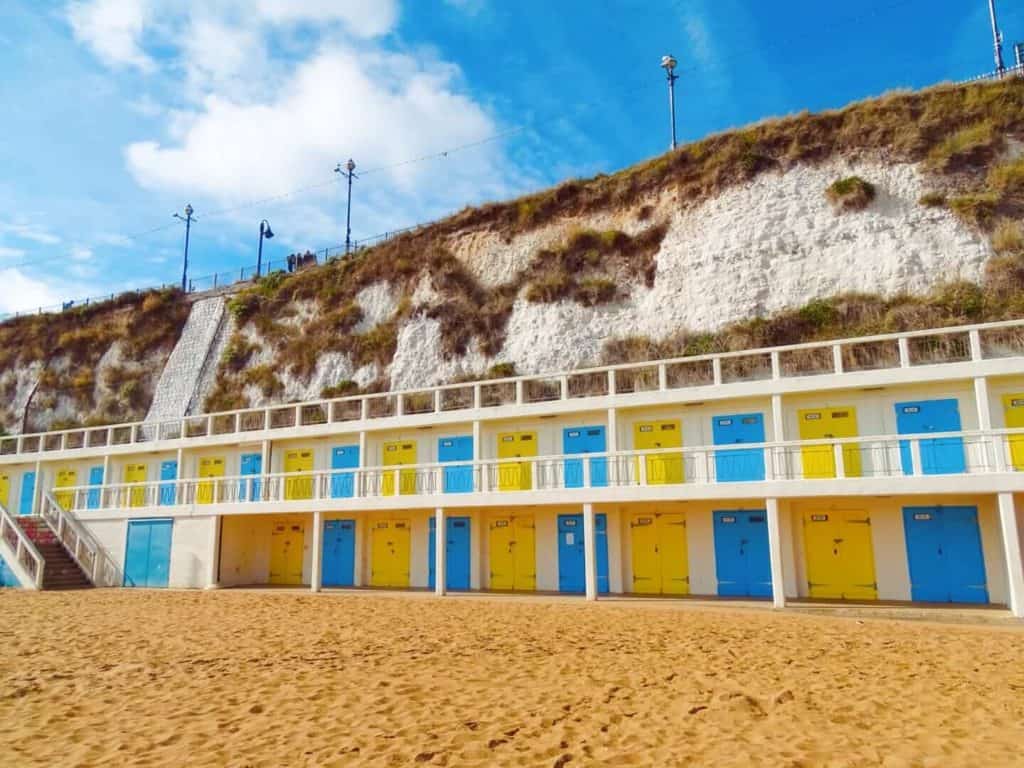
55,429,1024,513
2,319,1022,461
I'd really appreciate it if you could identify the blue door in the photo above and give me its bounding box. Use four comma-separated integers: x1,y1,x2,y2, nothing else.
87,466,104,510
322,519,356,587
563,427,608,488
124,519,173,588
331,446,359,498
18,472,35,516
896,399,965,475
713,510,772,597
557,513,609,593
239,453,262,501
438,437,473,493
903,506,988,604
158,460,177,506
0,554,20,587
428,516,472,590
713,414,766,482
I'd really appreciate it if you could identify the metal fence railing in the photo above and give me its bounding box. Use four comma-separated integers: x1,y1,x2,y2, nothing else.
0,222,430,321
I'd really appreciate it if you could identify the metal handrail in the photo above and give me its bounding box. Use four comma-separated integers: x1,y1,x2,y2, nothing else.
0,503,44,588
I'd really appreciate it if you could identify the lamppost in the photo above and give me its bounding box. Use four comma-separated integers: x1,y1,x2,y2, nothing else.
256,219,274,278
661,54,679,150
334,158,357,254
173,203,195,292
988,0,1006,76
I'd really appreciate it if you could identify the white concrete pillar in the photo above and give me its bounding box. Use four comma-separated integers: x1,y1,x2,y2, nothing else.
434,507,446,596
472,420,482,491
607,408,618,484
583,503,598,601
997,493,1024,618
975,377,1005,471
176,447,185,505
32,460,42,516
357,431,367,497
206,516,221,589
770,394,784,480
766,497,786,609
311,511,323,593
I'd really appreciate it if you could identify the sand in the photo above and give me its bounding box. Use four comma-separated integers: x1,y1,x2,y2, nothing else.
1,591,1022,767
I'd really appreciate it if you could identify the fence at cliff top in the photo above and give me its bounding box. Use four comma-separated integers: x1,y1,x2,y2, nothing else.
0,223,427,322
957,62,1024,85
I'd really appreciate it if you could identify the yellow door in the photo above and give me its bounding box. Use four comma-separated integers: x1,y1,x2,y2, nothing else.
382,441,417,497
370,519,412,587
1003,394,1024,470
658,514,689,595
798,408,861,479
54,468,77,509
513,516,536,591
497,432,537,491
284,449,314,500
0,473,8,509
634,421,684,484
489,517,515,589
802,510,877,600
125,463,147,507
269,521,305,585
196,457,225,504
630,512,688,594
630,515,660,594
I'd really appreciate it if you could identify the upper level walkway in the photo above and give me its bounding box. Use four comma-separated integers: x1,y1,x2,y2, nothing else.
1,318,1022,466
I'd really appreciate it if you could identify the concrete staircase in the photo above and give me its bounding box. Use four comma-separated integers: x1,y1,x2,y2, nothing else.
16,518,92,590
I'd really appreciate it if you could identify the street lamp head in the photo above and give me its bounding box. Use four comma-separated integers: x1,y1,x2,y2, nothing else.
661,54,677,71
346,158,356,172
184,203,194,217
264,223,274,239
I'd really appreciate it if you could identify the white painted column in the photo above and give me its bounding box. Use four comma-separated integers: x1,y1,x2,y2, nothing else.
472,420,483,492
311,511,323,593
770,394,784,480
176,447,185,505
607,408,618,484
434,507,446,596
766,497,786,608
206,516,221,589
997,493,1024,618
357,431,367,498
583,502,598,601
32,460,42,516
975,377,1005,471
261,439,271,474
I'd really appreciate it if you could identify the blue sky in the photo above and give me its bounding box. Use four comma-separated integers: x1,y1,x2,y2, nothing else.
0,0,1020,314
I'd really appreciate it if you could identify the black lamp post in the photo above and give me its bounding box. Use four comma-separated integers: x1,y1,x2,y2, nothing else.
257,219,274,278
173,203,195,291
334,158,357,254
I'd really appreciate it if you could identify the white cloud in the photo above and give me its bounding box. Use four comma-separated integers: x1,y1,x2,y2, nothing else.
66,0,154,72
0,268,63,314
0,246,26,259
253,0,398,37
70,246,94,261
125,45,511,243
0,221,61,245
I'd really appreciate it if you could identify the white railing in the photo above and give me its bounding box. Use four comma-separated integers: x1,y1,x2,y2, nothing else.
1,319,1022,461
0,503,44,588
58,428,1024,513
40,492,116,586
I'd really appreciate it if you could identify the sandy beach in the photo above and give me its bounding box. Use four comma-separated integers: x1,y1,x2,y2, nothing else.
1,590,1022,767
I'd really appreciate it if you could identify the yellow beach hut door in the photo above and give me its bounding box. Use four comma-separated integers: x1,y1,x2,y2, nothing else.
1003,394,1024,470
798,408,861,478
488,516,536,590
497,432,537,491
0,472,9,509
802,510,877,600
54,468,77,509
382,442,417,497
370,519,411,587
284,449,314,500
269,521,305,585
634,421,684,484
630,513,688,594
196,457,225,504
125,463,147,507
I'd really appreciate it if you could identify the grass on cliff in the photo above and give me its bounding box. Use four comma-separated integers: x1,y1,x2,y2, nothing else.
0,288,190,431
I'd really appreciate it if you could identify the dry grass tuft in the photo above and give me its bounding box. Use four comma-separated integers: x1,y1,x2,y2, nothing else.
826,177,876,212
